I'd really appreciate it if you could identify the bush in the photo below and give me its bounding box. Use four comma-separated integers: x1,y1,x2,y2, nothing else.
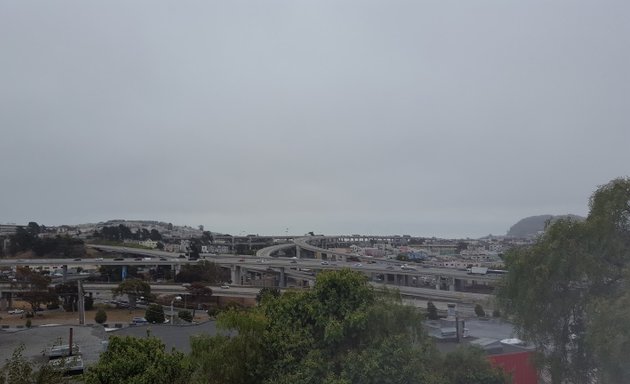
178,310,193,323
145,303,165,324
95,309,107,324
474,304,486,317
25,319,31,328
25,312,34,318
492,309,501,318
206,307,219,317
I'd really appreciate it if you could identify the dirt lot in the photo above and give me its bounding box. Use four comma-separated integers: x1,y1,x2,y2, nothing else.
1,300,207,326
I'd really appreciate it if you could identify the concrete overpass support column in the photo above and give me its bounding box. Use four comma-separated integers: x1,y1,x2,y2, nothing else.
404,275,409,286
449,277,456,291
230,265,241,285
296,246,301,259
62,265,68,283
0,292,11,311
279,267,286,288
435,276,442,290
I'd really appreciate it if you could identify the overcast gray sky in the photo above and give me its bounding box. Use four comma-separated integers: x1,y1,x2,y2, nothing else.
1,1,628,238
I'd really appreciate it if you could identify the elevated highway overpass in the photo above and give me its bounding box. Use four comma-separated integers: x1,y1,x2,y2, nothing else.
1,244,501,307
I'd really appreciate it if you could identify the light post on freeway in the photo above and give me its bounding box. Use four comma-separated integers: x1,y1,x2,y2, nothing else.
170,296,182,325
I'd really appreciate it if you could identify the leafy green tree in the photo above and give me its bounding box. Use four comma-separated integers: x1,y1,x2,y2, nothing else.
186,282,213,318
0,344,63,384
95,309,107,324
474,304,485,317
175,261,228,284
190,270,451,384
497,177,630,384
427,301,439,320
26,222,41,235
149,229,162,241
13,269,54,313
442,346,510,384
84,336,193,384
145,304,165,324
112,279,151,309
255,287,281,305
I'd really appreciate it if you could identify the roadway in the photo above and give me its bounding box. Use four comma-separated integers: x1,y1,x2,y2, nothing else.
0,249,501,283
0,245,501,305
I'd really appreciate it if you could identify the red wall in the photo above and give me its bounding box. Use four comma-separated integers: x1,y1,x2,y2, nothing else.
488,351,538,384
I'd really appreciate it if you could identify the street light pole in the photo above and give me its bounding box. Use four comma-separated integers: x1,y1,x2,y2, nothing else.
170,296,182,325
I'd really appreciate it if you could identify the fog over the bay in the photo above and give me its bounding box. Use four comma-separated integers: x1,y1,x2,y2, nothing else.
1,1,628,238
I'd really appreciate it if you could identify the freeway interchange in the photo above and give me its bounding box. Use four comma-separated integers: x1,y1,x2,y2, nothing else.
0,244,500,308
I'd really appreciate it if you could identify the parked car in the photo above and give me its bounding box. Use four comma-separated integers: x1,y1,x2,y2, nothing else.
220,284,230,289
8,309,24,315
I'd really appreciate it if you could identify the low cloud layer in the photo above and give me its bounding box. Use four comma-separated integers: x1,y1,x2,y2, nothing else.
1,1,628,237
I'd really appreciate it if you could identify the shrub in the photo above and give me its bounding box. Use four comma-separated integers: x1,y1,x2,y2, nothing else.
178,310,193,323
145,303,165,324
95,309,107,324
492,309,501,318
25,312,34,318
25,319,32,328
206,307,219,317
474,304,486,317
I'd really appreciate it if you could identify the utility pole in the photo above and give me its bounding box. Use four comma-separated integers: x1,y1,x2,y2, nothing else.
77,280,85,325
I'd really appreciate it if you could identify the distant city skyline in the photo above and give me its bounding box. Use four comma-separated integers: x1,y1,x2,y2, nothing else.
1,1,628,240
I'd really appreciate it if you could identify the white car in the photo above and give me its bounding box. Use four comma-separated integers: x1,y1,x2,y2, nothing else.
8,309,24,315
220,284,230,289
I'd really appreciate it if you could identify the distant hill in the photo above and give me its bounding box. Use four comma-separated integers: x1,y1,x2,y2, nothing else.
507,214,585,238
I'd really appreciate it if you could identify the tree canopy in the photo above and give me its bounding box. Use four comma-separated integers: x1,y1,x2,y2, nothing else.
84,336,192,384
189,269,507,384
112,279,151,309
497,177,630,384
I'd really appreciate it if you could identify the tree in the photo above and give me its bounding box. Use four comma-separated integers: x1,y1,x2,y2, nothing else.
0,345,63,384
178,310,193,323
497,177,630,384
474,304,485,317
442,346,510,384
14,269,54,313
26,222,41,235
427,301,439,320
95,309,107,324
189,270,453,384
186,282,213,318
150,229,162,241
84,336,192,384
188,239,201,260
112,279,151,309
145,303,165,324
255,287,280,305
176,261,228,284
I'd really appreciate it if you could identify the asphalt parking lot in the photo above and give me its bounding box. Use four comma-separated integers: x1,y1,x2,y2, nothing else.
0,321,221,367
